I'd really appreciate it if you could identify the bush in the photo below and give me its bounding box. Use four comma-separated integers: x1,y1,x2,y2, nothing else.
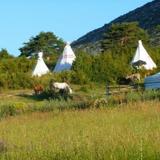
0,57,35,89
0,102,28,118
71,71,90,84
0,103,17,118
141,90,160,101
125,92,142,102
78,86,89,93
92,98,108,108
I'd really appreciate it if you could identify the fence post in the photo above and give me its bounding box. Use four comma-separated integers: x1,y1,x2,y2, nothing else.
106,81,110,96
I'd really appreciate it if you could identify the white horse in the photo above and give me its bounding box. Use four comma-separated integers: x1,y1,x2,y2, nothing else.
50,82,73,94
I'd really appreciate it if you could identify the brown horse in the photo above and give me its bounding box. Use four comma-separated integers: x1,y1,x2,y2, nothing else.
33,85,44,95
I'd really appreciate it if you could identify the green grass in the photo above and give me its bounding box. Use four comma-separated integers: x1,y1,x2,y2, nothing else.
0,101,160,159
0,84,106,119
0,86,160,159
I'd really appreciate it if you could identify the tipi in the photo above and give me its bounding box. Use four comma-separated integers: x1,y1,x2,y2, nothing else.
32,52,49,77
54,43,76,72
131,40,156,70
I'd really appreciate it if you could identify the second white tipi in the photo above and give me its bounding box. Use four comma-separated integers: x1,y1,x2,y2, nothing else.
32,52,49,77
131,40,156,70
54,43,76,72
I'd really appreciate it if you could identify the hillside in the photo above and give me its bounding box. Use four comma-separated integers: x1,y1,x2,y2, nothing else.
72,0,160,53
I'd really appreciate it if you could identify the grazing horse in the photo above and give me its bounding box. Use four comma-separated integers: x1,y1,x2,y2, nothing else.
34,85,44,95
50,82,73,94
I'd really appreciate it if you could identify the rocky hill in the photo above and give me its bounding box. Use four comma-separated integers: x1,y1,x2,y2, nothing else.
72,0,160,53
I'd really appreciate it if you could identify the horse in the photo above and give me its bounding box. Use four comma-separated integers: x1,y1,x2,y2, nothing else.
50,82,72,94
49,81,73,100
33,85,44,95
126,73,141,82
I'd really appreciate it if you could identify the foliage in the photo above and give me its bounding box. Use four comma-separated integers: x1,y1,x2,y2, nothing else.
150,25,160,46
0,57,35,89
73,0,160,54
71,23,160,84
0,49,14,59
101,22,149,53
72,51,93,78
19,32,65,57
72,50,132,84
0,23,160,88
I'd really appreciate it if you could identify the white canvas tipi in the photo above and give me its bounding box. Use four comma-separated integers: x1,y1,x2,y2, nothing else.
131,40,156,70
54,43,76,72
32,52,49,77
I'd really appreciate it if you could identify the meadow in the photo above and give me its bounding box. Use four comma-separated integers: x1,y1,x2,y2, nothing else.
0,101,160,159
0,86,160,159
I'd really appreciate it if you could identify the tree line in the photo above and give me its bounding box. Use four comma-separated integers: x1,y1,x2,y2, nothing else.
0,22,160,89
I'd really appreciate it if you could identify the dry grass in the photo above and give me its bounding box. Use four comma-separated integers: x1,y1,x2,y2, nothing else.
0,101,160,159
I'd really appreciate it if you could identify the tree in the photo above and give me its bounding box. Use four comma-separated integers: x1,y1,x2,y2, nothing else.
150,25,160,46
0,49,13,59
19,32,65,57
72,50,93,77
101,22,149,52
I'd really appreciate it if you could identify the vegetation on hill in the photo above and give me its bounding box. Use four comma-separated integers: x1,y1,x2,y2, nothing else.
101,22,149,52
72,0,160,53
151,25,160,46
1,14,160,90
72,23,159,84
0,22,160,89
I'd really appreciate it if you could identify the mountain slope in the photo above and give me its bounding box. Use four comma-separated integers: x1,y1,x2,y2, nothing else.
72,0,160,53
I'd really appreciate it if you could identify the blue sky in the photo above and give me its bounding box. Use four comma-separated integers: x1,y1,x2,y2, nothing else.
0,0,152,56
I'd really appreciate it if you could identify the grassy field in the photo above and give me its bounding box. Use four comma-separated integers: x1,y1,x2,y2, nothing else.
0,84,106,103
0,85,107,119
0,101,159,159
0,86,160,159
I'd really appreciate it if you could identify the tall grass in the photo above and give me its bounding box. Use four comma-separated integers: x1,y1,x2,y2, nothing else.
0,101,160,159
0,89,160,119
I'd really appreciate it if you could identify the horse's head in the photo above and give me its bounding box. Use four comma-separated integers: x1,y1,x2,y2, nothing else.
68,87,73,94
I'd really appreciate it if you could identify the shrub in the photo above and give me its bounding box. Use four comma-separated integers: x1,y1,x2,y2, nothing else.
71,71,90,84
107,94,127,105
0,103,17,118
141,90,160,101
92,98,108,108
125,92,142,102
0,102,29,118
78,86,89,93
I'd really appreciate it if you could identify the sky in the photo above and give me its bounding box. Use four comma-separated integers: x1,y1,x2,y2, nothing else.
0,0,152,56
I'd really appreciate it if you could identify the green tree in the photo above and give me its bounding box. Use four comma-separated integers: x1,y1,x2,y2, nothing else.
150,25,160,46
0,49,13,59
101,22,149,52
72,50,93,80
19,32,65,57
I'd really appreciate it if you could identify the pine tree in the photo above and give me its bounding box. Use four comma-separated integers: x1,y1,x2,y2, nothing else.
19,32,65,57
101,22,149,52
